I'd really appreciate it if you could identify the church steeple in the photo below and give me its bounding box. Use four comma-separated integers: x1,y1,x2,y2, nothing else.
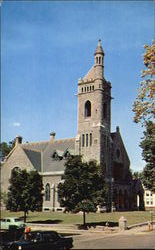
76,40,111,166
94,39,104,78
94,39,104,56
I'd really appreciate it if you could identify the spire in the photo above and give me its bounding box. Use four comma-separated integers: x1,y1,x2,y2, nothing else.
94,39,104,55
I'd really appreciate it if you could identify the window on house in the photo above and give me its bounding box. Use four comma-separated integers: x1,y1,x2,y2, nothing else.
82,87,83,93
116,149,120,159
45,183,50,201
57,191,61,203
12,167,21,173
99,57,101,64
85,100,91,117
87,86,89,91
90,133,92,146
86,134,88,147
82,134,85,147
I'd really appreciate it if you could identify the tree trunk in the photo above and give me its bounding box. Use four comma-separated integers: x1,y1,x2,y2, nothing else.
83,211,86,226
24,211,27,223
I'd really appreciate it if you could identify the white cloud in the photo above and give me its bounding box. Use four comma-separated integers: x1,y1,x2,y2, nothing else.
13,122,21,127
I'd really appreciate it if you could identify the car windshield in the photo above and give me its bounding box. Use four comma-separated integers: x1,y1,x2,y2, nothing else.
0,219,6,222
14,218,23,222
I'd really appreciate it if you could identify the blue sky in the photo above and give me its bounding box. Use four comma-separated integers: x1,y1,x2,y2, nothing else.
1,0,154,171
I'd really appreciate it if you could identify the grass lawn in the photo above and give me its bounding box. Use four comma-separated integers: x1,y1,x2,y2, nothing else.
1,210,153,226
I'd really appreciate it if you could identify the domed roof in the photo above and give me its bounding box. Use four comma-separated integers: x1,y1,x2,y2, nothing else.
94,39,104,55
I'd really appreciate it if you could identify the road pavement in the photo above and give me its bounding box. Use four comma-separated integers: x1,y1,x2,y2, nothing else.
73,230,155,249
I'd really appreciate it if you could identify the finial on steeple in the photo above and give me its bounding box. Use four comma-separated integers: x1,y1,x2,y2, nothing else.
94,39,104,55
98,39,102,46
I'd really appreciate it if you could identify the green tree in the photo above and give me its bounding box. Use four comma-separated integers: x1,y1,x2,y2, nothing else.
0,140,15,159
6,168,43,222
131,170,143,180
58,155,107,226
140,121,155,192
133,41,155,124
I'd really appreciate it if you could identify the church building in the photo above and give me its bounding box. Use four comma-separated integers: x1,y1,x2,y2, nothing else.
1,40,144,211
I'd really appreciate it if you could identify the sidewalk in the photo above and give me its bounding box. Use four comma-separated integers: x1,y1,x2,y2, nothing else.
27,222,155,236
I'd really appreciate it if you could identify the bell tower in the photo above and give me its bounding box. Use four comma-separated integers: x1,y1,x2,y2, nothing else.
75,40,112,177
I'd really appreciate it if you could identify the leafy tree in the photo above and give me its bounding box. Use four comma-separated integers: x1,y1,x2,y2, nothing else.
0,191,8,207
140,121,155,192
131,170,143,180
133,41,155,124
58,155,107,226
0,140,15,159
6,168,43,222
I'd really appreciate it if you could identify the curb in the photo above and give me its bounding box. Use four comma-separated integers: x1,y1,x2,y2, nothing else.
127,221,155,230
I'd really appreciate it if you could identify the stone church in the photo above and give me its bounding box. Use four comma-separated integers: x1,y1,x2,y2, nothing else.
1,40,144,211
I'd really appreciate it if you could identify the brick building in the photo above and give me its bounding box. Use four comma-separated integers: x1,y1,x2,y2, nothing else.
1,40,144,211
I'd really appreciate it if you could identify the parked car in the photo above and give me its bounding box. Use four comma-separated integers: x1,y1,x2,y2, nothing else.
0,218,26,230
4,231,73,250
98,205,107,213
0,228,24,250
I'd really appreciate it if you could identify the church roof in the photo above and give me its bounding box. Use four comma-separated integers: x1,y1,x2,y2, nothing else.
83,66,95,81
42,138,75,172
23,148,41,172
20,138,75,173
22,141,49,151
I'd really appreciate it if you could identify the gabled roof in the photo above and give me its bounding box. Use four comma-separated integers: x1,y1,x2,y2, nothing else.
23,148,41,172
83,66,95,81
110,131,130,165
22,141,49,151
1,137,75,174
42,138,75,172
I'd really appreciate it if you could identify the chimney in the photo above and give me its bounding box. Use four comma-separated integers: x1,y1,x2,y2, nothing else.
116,126,120,133
50,132,56,141
15,135,22,146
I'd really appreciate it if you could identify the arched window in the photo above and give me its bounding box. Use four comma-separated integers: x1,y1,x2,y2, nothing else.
45,183,50,201
86,134,88,147
12,167,20,172
90,133,92,146
85,100,91,117
82,134,85,147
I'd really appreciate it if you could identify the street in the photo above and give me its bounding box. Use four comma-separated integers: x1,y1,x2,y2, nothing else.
73,231,155,249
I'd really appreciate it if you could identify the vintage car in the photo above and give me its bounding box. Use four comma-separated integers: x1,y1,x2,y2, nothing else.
5,231,73,250
0,218,25,230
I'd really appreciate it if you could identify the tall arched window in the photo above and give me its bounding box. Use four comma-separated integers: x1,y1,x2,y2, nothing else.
85,100,91,117
12,167,21,173
45,183,50,201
